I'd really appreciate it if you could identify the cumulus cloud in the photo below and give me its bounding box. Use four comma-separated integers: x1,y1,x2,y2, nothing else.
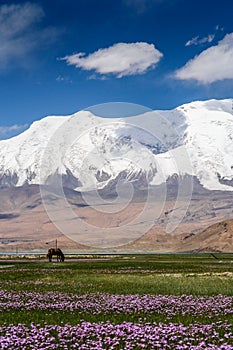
175,33,233,84
61,42,163,78
185,34,215,47
0,124,28,139
0,2,58,69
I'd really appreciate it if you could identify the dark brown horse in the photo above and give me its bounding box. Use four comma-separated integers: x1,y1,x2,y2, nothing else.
46,248,65,262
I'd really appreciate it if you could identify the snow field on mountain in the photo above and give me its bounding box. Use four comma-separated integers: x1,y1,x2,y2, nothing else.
0,99,232,191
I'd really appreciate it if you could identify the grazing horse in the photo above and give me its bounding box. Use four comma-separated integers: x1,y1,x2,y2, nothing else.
46,248,65,262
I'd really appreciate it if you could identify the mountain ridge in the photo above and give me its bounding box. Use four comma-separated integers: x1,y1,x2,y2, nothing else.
0,98,233,193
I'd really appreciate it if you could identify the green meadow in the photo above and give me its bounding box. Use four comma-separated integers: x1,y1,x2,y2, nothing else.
0,253,232,327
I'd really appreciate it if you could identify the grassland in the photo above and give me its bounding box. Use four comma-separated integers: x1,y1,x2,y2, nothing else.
0,253,232,348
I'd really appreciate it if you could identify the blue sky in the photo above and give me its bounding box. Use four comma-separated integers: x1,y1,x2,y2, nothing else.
0,0,233,138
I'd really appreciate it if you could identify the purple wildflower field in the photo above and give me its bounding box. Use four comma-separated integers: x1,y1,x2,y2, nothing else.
0,291,233,318
0,291,232,349
0,320,232,349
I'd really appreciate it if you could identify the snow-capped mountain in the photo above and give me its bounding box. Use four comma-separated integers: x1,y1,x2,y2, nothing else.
0,99,233,192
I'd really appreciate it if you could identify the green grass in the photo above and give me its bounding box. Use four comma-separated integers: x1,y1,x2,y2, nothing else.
0,253,232,326
1,309,232,327
0,253,233,295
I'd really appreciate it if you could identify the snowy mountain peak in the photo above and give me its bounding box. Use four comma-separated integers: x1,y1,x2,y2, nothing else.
0,98,233,192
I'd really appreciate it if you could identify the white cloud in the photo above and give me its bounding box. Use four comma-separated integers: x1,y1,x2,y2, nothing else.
185,25,225,47
0,3,43,36
185,36,199,47
175,33,233,84
0,3,58,69
56,75,72,83
0,124,28,139
215,24,224,32
185,34,215,47
61,42,163,78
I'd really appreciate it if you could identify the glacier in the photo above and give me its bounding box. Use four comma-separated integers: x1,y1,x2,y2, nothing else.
0,98,233,192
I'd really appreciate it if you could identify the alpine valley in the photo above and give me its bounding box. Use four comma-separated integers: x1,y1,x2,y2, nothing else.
0,99,233,252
